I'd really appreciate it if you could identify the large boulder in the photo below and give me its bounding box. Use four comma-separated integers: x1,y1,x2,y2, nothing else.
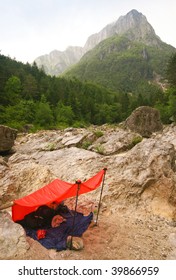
106,137,176,220
0,211,29,259
124,106,163,137
0,161,55,206
0,125,18,153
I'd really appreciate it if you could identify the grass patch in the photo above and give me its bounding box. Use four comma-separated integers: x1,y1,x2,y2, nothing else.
81,140,92,150
94,130,104,138
128,135,143,149
95,144,105,155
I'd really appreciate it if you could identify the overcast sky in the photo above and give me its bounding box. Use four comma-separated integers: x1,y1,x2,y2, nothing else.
0,0,176,63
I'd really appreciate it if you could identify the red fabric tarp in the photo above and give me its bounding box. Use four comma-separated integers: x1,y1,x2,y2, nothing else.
12,169,106,221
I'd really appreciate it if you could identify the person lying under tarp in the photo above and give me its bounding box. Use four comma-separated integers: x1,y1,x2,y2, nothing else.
16,201,93,251
16,201,70,229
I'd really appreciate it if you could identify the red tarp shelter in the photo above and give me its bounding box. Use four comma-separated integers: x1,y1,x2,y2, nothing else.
12,168,107,222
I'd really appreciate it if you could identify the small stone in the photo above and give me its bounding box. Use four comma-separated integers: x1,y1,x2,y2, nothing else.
67,236,84,251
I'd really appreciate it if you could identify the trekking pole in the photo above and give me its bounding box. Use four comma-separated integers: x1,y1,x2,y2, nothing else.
95,168,107,226
69,180,81,250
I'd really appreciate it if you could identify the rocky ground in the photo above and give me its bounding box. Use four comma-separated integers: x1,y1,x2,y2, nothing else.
14,205,176,260
0,121,176,260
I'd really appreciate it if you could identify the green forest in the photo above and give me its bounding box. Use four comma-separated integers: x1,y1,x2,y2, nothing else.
0,52,175,131
64,36,174,92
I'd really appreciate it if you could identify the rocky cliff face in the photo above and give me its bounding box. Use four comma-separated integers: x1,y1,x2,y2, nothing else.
34,9,163,76
35,46,84,76
84,9,160,53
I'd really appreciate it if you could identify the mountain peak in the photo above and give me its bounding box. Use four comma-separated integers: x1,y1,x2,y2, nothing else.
120,9,145,24
83,9,159,53
127,9,142,16
35,9,162,76
117,9,148,28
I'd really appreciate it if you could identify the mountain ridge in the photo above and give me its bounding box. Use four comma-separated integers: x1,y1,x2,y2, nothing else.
83,9,161,53
35,46,84,76
34,9,171,76
64,34,175,92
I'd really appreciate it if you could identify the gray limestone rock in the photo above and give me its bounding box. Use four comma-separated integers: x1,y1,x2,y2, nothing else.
0,211,29,259
124,106,163,137
0,125,17,152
